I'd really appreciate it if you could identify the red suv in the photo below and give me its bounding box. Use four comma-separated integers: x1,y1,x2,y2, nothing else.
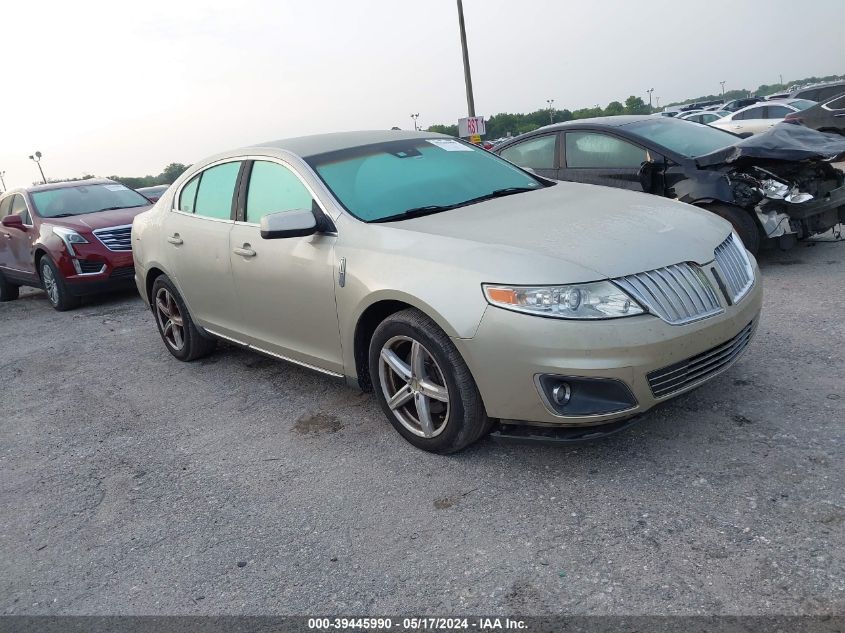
0,179,151,310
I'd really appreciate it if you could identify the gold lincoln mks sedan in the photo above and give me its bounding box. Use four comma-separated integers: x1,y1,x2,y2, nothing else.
132,130,762,453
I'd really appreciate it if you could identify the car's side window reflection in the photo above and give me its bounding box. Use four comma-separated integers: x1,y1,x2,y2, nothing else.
194,162,241,220
178,175,200,213
499,135,556,170
245,161,314,224
565,132,647,169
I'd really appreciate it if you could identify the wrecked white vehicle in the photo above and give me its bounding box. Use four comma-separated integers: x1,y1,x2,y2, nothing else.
493,117,845,254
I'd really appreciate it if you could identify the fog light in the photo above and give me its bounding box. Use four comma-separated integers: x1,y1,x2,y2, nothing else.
552,382,571,405
535,374,638,416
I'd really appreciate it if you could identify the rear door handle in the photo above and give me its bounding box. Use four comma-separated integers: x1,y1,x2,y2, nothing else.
233,245,256,258
167,234,183,245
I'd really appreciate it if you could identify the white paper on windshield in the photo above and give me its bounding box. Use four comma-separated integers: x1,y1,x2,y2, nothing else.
426,139,474,152
104,184,129,191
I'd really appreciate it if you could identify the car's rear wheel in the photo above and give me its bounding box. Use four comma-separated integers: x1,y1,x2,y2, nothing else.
0,271,20,302
369,308,491,453
151,275,216,361
703,203,761,255
39,257,80,311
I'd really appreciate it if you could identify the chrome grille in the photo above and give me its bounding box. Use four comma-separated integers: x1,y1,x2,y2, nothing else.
93,225,132,251
714,233,754,303
614,263,723,325
647,321,755,398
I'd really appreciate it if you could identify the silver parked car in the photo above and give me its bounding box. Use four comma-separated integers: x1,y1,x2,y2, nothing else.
132,130,762,453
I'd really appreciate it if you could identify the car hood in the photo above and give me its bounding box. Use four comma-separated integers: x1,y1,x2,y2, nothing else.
393,182,730,280
40,206,151,232
696,124,845,167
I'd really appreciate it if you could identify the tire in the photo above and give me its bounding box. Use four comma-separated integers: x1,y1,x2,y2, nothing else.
703,203,761,256
368,308,491,453
151,274,216,361
39,257,80,311
0,271,20,302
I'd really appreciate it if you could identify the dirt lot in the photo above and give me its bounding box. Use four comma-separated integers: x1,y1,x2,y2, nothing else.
1,233,843,616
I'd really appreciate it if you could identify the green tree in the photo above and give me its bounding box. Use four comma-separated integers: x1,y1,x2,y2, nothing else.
160,163,189,184
426,124,458,136
605,101,625,116
624,96,649,115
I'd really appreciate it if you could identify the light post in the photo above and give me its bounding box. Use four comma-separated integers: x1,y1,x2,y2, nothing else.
29,151,46,184
410,113,420,131
720,81,726,96
546,99,554,124
647,88,654,112
456,0,475,117
779,74,783,86
0,170,6,192
655,96,661,109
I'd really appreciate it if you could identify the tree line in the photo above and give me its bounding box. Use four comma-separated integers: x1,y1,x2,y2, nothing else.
40,163,190,190
428,73,845,139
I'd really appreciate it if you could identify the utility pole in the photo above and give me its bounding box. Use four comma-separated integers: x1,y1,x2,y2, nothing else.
0,170,6,192
456,0,475,117
647,88,654,111
546,99,555,124
720,81,726,96
779,74,783,86
410,113,420,131
29,151,46,184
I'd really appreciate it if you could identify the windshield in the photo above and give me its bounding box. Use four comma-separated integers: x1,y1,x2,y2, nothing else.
31,183,149,218
305,138,546,222
624,118,738,158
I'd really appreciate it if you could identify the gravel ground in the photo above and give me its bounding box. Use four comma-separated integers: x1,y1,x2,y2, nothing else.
1,233,843,616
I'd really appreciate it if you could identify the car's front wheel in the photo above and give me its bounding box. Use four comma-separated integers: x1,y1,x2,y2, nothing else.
151,275,216,361
369,308,491,453
704,203,761,255
39,257,80,311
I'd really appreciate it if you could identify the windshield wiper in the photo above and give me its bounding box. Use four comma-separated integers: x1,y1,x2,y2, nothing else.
49,213,77,218
369,187,538,223
370,205,458,223
94,205,146,212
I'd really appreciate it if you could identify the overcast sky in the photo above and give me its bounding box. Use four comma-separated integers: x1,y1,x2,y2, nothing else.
2,0,843,189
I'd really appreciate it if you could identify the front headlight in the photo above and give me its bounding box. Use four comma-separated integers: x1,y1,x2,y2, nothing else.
52,226,88,256
483,281,645,319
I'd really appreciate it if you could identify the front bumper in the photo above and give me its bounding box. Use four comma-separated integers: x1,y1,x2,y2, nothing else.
455,268,763,428
55,240,136,297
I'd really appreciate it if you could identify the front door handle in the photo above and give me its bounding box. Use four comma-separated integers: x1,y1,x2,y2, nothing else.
233,245,256,258
167,234,183,245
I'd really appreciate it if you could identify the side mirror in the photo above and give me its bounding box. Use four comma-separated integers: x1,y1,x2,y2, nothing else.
260,209,317,239
1,215,24,229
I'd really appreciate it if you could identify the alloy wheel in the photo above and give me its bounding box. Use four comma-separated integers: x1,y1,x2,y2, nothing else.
155,287,185,351
378,335,450,438
41,262,59,305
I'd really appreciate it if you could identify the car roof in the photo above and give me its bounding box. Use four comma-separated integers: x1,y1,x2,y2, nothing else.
6,178,118,195
534,116,654,131
248,129,449,158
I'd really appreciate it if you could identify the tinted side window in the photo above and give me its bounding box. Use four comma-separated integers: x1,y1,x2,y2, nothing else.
0,197,11,218
194,162,241,220
735,107,763,120
565,132,647,169
246,161,314,223
10,195,31,224
817,86,844,101
827,95,845,110
766,106,791,119
178,176,200,213
499,135,557,170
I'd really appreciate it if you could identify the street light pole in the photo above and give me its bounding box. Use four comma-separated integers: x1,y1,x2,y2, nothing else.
720,81,726,96
410,113,420,131
546,99,554,124
29,151,46,184
456,0,475,117
0,170,6,192
647,88,654,112
655,96,661,109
